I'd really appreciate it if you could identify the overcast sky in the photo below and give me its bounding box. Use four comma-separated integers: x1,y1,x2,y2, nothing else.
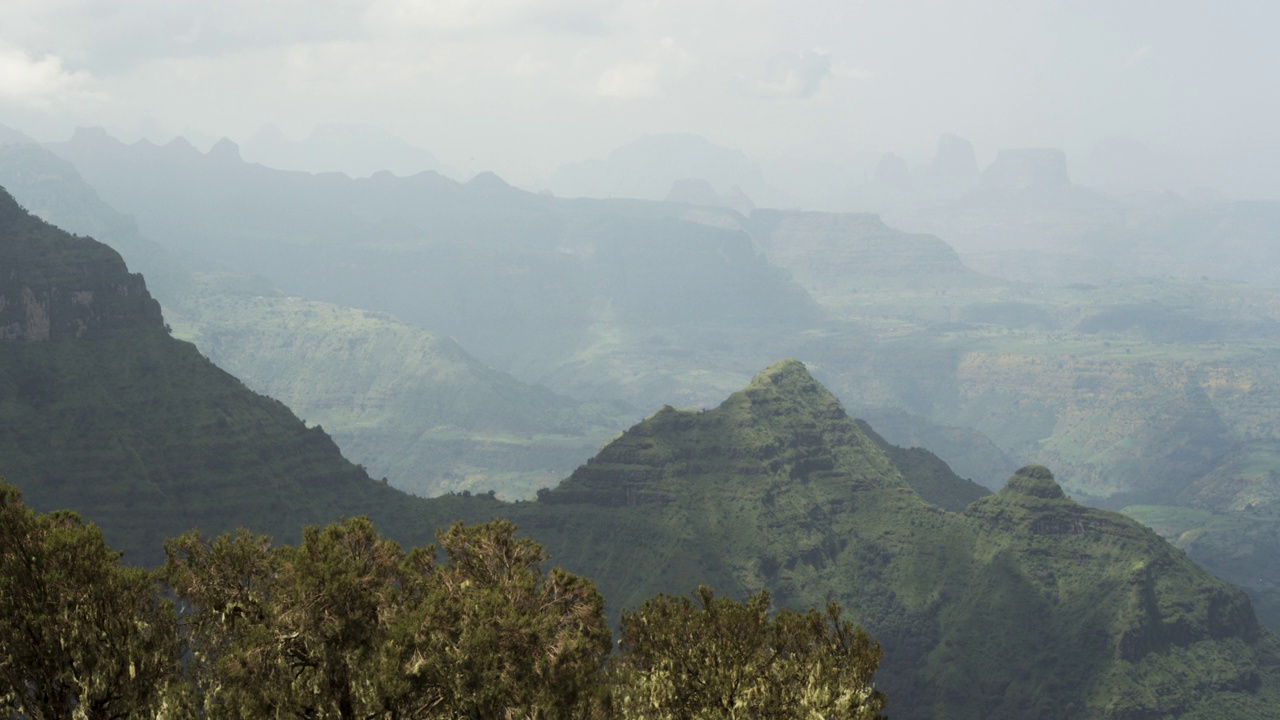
2,0,1278,193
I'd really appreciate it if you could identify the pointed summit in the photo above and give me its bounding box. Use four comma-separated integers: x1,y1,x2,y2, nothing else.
1000,463,1068,499
748,357,815,384
732,358,848,425
545,359,979,517
466,171,511,191
741,358,832,396
545,358,896,506
967,464,1097,536
207,137,241,163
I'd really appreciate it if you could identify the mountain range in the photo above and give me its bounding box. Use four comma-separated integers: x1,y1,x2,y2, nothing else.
3,191,1280,717
5,124,1280,642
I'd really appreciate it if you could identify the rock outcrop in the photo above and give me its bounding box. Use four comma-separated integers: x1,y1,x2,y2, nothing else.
0,187,162,341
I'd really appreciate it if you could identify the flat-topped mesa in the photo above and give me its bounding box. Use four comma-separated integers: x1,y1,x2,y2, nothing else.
0,187,163,341
982,148,1071,192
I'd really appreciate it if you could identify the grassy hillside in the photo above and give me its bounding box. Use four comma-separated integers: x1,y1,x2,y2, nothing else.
168,276,633,498
2,236,1275,720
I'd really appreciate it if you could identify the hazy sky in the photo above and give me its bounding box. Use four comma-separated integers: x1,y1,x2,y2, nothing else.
3,0,1278,191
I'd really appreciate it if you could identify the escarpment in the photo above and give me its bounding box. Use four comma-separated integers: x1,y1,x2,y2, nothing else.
0,187,162,341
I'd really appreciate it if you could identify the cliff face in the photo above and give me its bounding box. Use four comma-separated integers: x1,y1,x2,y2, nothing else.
0,187,163,341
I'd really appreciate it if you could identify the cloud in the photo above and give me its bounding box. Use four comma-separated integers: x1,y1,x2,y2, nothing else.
508,53,550,78
832,59,872,81
1126,45,1153,67
756,49,831,98
2,0,372,72
364,0,619,36
589,34,694,101
597,61,661,100
0,43,98,108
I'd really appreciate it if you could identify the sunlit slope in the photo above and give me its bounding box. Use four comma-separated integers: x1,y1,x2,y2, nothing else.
169,280,632,498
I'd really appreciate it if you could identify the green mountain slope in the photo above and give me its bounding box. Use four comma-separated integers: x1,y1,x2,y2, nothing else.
0,186,440,562
513,361,1280,720
168,277,632,498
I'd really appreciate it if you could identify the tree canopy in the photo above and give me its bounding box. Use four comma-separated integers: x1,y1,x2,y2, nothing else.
0,482,885,719
0,483,179,720
616,586,886,720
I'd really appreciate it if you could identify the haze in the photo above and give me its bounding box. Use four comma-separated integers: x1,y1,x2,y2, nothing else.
3,0,1279,198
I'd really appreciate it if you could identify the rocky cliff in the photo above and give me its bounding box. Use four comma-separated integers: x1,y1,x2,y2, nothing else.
0,188,162,341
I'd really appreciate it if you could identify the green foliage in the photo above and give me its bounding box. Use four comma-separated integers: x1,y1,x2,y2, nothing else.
854,418,990,512
615,585,886,720
409,520,612,718
162,519,427,718
163,518,611,719
1122,504,1280,635
0,481,180,720
6,476,894,720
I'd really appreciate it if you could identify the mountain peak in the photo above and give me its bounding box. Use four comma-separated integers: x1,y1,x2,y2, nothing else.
1001,464,1067,499
729,359,853,434
70,126,115,146
545,358,907,509
748,357,813,386
466,171,510,191
208,138,241,162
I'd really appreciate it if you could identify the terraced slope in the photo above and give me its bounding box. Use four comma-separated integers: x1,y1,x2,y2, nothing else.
516,361,1280,720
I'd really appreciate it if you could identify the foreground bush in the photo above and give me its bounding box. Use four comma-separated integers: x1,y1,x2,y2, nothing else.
615,586,886,720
